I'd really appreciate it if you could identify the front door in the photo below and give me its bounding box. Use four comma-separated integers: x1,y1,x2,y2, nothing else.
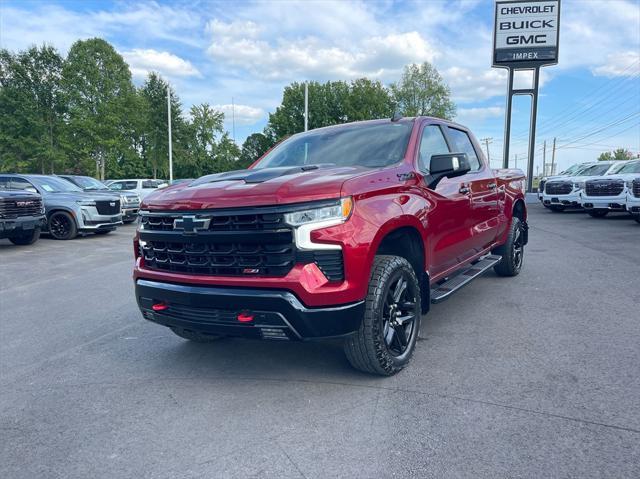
414,123,476,277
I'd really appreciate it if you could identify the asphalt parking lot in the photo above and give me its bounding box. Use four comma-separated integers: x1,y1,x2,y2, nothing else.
1,204,639,479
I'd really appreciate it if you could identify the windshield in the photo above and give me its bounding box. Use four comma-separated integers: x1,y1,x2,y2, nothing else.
68,176,108,190
254,121,414,169
618,161,640,174
577,164,613,176
561,163,586,175
31,176,83,193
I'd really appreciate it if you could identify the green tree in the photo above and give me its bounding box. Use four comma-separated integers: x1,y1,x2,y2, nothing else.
179,103,225,177
597,148,634,161
239,132,273,168
390,62,456,119
0,46,66,173
139,72,186,179
344,78,394,121
62,38,137,178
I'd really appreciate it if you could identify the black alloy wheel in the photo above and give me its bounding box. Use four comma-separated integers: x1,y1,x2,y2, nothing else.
344,255,421,376
382,275,418,357
493,216,524,277
48,211,77,240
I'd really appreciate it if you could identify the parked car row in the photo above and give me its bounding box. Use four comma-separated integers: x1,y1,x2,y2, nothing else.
0,175,167,245
538,159,640,223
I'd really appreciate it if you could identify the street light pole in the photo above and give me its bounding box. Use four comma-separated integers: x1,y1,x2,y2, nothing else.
304,82,309,132
167,87,173,182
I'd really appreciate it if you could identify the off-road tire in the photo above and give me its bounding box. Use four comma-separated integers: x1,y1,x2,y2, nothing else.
588,210,608,218
170,327,224,343
9,227,41,245
492,217,524,277
344,255,421,376
48,211,77,240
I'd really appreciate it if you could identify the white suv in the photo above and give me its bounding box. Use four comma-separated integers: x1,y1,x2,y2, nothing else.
542,161,627,212
627,175,640,224
107,179,168,199
580,160,640,217
537,162,597,203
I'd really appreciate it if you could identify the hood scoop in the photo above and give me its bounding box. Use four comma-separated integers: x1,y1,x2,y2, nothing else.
190,165,322,186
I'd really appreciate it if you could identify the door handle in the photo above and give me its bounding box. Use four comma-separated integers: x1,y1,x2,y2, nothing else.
487,182,497,189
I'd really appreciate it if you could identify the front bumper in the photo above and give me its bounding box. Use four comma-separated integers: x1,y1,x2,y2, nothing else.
627,193,640,215
580,193,627,211
122,207,140,220
135,279,364,340
0,214,46,239
77,206,122,230
542,191,581,207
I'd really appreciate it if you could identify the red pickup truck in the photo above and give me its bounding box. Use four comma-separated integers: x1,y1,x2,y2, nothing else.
134,117,527,375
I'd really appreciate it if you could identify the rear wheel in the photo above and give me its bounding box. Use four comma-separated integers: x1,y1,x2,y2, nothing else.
344,255,421,376
170,327,224,343
588,210,608,218
9,227,41,245
48,211,77,240
492,217,524,277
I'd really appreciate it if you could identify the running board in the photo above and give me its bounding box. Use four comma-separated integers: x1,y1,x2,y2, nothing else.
430,255,502,304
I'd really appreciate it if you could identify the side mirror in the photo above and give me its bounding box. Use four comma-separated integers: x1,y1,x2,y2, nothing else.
426,153,471,189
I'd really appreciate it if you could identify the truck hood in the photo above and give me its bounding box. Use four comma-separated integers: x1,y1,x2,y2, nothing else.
44,191,120,202
142,165,370,210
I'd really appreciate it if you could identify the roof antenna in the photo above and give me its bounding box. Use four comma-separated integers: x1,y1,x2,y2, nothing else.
391,110,403,122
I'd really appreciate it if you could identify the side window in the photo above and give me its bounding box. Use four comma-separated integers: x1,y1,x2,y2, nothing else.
0,176,9,189
447,128,481,171
11,178,38,193
418,125,450,172
125,181,138,190
142,180,157,189
109,182,124,190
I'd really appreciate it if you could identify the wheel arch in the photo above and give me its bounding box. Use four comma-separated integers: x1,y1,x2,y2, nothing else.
372,223,430,314
46,207,79,231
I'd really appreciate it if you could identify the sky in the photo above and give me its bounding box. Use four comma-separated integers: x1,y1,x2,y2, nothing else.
0,0,639,173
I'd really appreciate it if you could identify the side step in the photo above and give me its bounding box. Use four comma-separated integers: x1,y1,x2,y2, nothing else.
430,255,502,304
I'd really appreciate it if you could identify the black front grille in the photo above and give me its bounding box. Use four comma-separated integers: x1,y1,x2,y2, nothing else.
140,209,295,277
545,182,572,195
95,200,121,215
139,208,346,281
633,179,640,198
0,197,43,218
585,180,624,197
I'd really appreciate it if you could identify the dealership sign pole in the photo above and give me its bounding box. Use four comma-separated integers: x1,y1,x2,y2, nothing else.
493,0,561,192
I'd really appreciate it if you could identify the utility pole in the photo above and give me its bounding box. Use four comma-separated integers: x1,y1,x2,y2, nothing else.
542,140,546,177
167,87,173,182
514,153,518,169
480,137,492,163
231,97,236,143
304,82,309,132
551,137,557,176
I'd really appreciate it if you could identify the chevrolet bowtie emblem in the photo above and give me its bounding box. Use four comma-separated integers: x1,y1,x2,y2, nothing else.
174,215,211,235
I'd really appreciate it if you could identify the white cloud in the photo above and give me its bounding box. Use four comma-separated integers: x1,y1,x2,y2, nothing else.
122,49,201,79
592,51,640,77
207,27,437,81
214,104,265,125
455,106,505,123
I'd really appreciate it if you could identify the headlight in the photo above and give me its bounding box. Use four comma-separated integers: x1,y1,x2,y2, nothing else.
625,180,636,189
76,200,96,206
284,198,353,226
285,198,353,251
574,181,585,190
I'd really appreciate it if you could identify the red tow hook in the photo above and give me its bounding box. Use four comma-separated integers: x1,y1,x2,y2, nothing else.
237,311,254,322
152,302,169,312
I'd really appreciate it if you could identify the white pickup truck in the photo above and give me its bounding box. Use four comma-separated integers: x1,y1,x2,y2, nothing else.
542,161,628,212
580,160,640,217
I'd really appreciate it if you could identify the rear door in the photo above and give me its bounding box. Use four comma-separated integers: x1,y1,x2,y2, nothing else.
444,127,500,253
414,122,476,276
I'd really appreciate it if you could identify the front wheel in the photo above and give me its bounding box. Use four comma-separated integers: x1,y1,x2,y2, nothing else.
492,217,525,277
9,227,41,245
344,255,421,376
48,211,77,240
588,210,608,218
